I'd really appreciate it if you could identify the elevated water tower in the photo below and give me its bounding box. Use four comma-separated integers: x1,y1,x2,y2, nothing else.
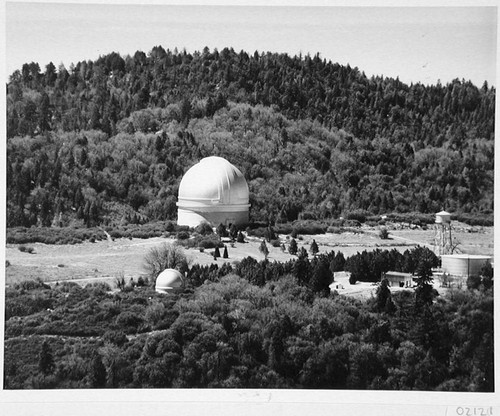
433,210,453,255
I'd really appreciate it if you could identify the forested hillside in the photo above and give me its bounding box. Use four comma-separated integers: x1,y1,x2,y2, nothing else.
6,46,495,228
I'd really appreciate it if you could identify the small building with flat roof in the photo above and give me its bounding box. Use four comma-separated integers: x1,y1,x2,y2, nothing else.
383,271,414,288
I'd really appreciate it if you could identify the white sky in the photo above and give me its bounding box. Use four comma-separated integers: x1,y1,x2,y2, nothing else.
4,1,498,87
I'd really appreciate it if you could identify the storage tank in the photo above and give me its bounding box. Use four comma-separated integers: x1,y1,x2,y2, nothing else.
435,210,451,224
441,254,492,277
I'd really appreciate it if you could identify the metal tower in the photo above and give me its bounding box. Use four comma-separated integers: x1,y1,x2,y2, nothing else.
433,210,453,256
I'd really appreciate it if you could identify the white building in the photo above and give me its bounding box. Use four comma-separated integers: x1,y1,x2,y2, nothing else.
155,269,185,294
177,156,250,227
440,254,492,278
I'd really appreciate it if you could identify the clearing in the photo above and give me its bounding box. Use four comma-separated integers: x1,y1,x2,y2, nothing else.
4,223,493,294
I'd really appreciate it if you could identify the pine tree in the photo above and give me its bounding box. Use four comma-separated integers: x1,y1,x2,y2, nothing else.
214,246,221,258
259,240,269,259
288,238,298,255
89,353,107,388
38,340,55,375
309,257,331,295
310,239,319,256
375,278,391,312
237,231,245,243
229,223,238,241
414,253,436,311
223,245,229,258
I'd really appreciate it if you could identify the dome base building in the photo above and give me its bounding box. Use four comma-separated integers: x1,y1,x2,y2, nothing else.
177,156,250,228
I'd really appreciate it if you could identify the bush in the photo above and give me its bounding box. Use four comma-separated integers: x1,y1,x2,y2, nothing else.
466,275,482,290
176,231,190,240
103,330,128,346
115,311,143,330
195,222,213,235
379,228,389,239
14,278,50,291
143,243,189,279
18,245,35,254
176,234,223,249
7,226,107,245
344,209,372,224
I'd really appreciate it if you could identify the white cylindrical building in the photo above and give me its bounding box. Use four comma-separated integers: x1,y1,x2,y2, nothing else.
177,156,250,228
155,269,185,293
441,254,492,278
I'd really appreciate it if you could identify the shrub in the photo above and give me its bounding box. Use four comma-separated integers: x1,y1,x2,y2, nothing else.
14,278,50,291
237,231,245,243
115,311,143,329
103,330,128,346
18,245,35,254
176,234,223,249
379,228,389,239
466,274,482,290
176,231,190,240
143,242,189,279
344,209,373,224
197,236,223,249
195,222,213,235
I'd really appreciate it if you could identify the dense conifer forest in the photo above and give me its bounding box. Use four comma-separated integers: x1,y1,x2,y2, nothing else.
6,46,495,229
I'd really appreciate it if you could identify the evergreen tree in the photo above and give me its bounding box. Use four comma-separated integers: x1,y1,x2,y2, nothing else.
310,239,319,256
229,223,238,241
288,238,298,255
237,231,245,243
414,252,436,311
259,240,269,259
298,246,308,259
223,245,229,259
216,223,228,238
38,340,55,375
375,278,391,312
89,353,107,388
309,257,331,295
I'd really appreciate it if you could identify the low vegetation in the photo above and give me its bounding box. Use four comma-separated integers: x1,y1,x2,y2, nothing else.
4,245,493,391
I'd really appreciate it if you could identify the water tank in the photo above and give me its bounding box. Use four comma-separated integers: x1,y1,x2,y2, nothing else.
441,254,491,277
435,210,451,224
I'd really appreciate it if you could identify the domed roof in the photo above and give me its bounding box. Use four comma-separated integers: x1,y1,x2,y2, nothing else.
178,156,249,207
155,269,184,293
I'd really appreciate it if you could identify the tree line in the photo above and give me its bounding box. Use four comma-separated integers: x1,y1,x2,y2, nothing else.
6,47,494,229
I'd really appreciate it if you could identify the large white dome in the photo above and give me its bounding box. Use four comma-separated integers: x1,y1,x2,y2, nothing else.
177,156,250,227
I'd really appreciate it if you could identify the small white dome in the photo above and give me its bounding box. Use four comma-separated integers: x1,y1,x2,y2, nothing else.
155,269,184,293
177,156,250,227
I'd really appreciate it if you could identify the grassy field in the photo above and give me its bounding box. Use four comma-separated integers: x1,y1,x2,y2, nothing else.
4,223,493,289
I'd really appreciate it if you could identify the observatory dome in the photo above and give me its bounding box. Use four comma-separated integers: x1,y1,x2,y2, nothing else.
177,156,250,227
155,269,184,294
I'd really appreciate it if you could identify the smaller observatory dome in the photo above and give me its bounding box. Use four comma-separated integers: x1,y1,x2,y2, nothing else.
177,156,250,227
155,269,184,294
